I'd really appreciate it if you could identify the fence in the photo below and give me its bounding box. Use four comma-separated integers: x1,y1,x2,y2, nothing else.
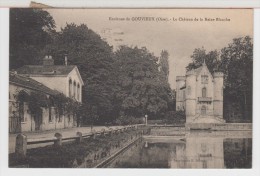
15,124,146,157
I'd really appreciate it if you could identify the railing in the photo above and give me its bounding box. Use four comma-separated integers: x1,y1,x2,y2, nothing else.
198,97,212,102
15,124,146,157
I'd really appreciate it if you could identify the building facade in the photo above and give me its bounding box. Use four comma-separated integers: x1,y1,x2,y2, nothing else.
17,56,84,102
176,61,225,124
9,56,84,133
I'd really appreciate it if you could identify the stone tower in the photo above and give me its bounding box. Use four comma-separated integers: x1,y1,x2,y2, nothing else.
176,76,186,111
176,61,225,127
213,72,224,118
185,70,197,123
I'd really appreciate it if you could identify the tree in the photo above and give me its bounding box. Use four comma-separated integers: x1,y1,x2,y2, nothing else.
219,36,253,121
43,23,117,124
186,47,220,73
113,46,173,119
159,50,170,81
10,9,55,69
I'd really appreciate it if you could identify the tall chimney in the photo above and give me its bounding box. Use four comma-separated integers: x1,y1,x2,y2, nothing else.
65,54,68,66
43,55,54,66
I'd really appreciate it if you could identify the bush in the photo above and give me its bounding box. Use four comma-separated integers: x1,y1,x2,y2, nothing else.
114,116,144,125
162,110,185,124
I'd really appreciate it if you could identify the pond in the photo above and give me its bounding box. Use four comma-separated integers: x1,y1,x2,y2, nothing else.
104,130,252,168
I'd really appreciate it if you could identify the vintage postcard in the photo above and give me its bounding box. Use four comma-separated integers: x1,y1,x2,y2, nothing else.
8,8,253,169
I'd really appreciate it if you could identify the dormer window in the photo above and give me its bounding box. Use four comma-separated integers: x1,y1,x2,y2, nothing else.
201,75,208,84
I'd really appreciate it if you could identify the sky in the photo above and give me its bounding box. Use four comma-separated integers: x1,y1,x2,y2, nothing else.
47,9,253,89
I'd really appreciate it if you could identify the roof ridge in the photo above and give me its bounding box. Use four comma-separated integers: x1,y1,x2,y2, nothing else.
10,72,58,95
17,65,77,76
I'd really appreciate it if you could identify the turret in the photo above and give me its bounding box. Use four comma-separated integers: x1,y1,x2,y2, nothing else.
185,70,197,123
213,72,224,118
176,76,186,111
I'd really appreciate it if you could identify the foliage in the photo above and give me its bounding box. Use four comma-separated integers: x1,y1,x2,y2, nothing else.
163,110,186,124
159,50,170,81
10,11,176,124
185,36,253,121
15,90,80,121
9,129,147,167
10,9,56,69
78,104,99,127
220,36,253,120
113,46,173,119
114,116,144,125
186,47,220,73
16,91,48,117
43,23,117,124
52,93,81,115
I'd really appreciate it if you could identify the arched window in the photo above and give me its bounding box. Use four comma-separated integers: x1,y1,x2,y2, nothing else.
69,79,72,97
73,81,76,98
77,83,80,101
201,105,206,115
202,87,207,98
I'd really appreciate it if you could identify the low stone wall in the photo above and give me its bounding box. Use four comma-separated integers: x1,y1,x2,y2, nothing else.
9,126,150,168
185,123,252,131
150,126,185,136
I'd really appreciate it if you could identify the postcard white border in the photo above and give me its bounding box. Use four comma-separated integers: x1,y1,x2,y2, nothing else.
0,8,260,176
0,0,260,8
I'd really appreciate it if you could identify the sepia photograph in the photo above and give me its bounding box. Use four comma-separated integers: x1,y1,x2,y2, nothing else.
8,8,253,168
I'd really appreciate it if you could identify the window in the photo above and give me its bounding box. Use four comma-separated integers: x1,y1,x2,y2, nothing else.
187,86,191,95
49,107,56,122
69,79,72,97
73,81,76,98
201,75,208,84
202,87,207,98
49,107,52,122
201,106,206,115
77,84,80,101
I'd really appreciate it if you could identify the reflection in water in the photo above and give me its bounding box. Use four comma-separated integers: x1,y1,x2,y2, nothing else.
105,131,252,168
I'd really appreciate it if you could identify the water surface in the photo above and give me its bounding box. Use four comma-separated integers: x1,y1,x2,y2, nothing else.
105,131,252,168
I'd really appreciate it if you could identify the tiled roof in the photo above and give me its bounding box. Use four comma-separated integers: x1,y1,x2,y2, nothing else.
16,65,76,76
9,72,59,96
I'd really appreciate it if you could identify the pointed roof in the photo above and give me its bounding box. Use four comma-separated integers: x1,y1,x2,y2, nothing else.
17,65,76,76
186,61,213,79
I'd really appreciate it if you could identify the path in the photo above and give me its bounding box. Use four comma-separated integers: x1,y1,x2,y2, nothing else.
9,126,122,154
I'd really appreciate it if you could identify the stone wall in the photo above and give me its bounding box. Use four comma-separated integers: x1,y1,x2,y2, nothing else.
185,123,252,131
9,126,150,168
